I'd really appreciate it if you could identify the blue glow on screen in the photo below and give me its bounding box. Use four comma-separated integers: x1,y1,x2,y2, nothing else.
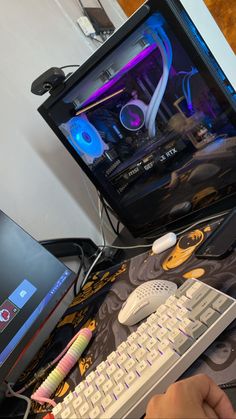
0,270,71,367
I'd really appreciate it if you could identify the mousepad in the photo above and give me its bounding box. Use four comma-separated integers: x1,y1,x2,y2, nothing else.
4,219,236,417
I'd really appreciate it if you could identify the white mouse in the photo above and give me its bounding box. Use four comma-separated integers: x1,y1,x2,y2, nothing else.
118,280,177,326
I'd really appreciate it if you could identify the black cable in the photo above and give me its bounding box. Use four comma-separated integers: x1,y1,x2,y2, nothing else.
73,244,85,297
60,65,80,70
100,195,120,236
219,382,236,390
89,35,104,44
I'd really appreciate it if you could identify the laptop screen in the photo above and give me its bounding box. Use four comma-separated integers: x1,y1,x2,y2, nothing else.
0,211,75,384
39,0,236,237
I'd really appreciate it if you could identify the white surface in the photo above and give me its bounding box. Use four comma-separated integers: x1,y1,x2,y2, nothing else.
118,280,177,326
0,0,235,246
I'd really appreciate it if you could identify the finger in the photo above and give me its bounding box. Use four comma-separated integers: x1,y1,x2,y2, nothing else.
178,374,235,419
202,402,218,419
145,394,163,418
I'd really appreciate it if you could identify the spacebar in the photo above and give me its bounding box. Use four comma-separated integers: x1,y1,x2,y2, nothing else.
104,348,180,419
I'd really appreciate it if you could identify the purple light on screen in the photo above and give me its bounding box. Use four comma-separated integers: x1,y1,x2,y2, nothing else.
82,44,157,107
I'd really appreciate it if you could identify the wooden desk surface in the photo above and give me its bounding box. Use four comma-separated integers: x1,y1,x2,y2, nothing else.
118,0,236,53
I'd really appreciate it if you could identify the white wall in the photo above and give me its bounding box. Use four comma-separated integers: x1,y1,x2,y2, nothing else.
0,0,125,244
0,0,235,245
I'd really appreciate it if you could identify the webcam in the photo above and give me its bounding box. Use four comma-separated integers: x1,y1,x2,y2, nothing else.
31,67,66,96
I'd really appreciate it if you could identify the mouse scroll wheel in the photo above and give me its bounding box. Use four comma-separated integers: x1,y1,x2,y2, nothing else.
133,301,149,314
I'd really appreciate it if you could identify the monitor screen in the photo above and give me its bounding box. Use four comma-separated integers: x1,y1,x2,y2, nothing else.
39,0,236,237
0,211,76,384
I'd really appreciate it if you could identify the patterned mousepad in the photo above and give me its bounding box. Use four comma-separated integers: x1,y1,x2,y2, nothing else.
8,220,236,417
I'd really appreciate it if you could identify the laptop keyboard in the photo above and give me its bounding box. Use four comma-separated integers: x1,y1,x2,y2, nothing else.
51,279,236,419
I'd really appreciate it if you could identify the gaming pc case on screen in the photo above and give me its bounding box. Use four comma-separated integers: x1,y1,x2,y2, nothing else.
38,0,236,238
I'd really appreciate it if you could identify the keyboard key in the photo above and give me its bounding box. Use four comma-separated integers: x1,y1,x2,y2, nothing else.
135,347,146,361
107,363,116,377
213,295,233,313
186,281,203,298
117,341,127,353
102,379,114,393
72,395,83,409
124,358,136,371
183,320,207,339
79,402,90,417
96,361,106,374
53,403,62,415
113,382,125,398
84,385,94,399
64,392,74,404
61,406,75,418
172,334,192,355
75,381,85,394
89,406,101,419
136,359,148,375
91,391,102,405
127,343,138,356
101,394,113,410
117,353,127,366
137,333,148,346
95,374,105,387
125,371,136,387
127,332,137,343
190,290,219,320
113,368,125,383
147,349,159,364
200,308,220,326
86,371,96,384
107,351,117,363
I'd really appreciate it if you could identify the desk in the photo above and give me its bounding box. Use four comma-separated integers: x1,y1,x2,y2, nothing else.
6,219,236,417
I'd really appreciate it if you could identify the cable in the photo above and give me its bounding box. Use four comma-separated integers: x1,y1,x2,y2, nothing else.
6,382,31,419
89,34,104,44
219,382,236,390
81,249,104,287
73,244,85,297
60,65,80,70
31,328,92,407
98,244,152,250
176,210,229,236
100,195,121,236
144,28,172,138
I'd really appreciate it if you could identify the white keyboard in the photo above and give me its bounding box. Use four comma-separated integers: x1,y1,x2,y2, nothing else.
52,279,236,419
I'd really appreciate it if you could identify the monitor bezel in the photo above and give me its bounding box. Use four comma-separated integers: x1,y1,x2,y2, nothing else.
38,0,236,238
0,211,76,385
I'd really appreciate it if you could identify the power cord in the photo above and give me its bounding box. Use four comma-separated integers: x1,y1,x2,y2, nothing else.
73,243,85,297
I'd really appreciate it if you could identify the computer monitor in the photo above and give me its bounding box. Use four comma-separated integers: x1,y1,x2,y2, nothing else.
38,0,236,238
0,210,76,386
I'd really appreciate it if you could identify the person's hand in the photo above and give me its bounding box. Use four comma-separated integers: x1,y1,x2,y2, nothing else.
145,374,236,419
